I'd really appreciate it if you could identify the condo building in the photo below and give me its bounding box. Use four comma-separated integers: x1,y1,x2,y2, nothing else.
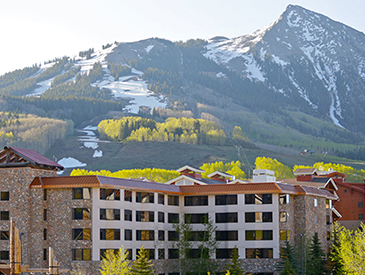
0,147,337,275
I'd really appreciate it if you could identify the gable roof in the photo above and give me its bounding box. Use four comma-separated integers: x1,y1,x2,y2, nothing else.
0,146,63,170
207,171,234,180
293,168,318,176
176,165,205,174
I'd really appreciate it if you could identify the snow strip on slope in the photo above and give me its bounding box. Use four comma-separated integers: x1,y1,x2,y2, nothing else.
58,157,87,168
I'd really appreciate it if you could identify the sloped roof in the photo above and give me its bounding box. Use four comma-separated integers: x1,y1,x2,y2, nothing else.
293,168,317,175
0,146,63,170
30,175,337,199
207,171,234,180
176,165,205,173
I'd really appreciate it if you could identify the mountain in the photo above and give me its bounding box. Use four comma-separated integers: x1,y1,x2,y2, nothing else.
1,4,365,166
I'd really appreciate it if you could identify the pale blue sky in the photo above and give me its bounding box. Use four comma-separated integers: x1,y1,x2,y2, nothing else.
1,0,364,75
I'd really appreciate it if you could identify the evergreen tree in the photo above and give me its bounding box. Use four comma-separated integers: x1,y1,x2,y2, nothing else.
306,233,330,275
225,246,246,275
276,241,299,274
99,247,130,275
129,246,154,275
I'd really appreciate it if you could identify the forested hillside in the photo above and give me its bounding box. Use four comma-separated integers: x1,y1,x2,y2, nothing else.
0,111,71,154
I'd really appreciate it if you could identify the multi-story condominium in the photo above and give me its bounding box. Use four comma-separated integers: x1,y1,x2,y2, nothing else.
0,147,337,275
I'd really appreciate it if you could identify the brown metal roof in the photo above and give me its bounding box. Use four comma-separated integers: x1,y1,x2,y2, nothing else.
1,146,63,170
293,168,317,175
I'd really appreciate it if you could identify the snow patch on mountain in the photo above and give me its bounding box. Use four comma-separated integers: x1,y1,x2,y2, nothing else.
145,45,154,53
58,157,86,168
243,53,265,82
289,74,318,109
26,77,54,97
271,55,288,66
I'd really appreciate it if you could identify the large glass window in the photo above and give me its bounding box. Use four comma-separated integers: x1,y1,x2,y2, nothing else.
279,194,289,204
216,231,238,241
124,210,132,221
158,230,165,241
73,188,91,200
246,248,273,258
158,194,164,205
187,231,208,242
73,229,91,240
215,195,237,205
136,211,154,222
216,249,234,259
158,212,165,223
188,248,209,259
100,249,118,260
136,192,154,203
245,212,272,223
0,192,9,201
280,230,290,241
280,212,287,222
168,195,179,206
100,209,120,220
137,248,155,260
73,208,91,220
0,231,9,240
100,189,120,200
184,196,208,206
185,213,208,224
72,249,91,261
168,249,179,259
158,248,165,259
0,251,9,260
245,194,272,204
245,230,273,241
125,229,132,241
215,212,238,223
100,229,120,240
168,213,179,223
124,190,132,202
168,231,179,241
136,230,154,241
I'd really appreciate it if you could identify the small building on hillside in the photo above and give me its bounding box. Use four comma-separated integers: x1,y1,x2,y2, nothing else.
0,147,338,275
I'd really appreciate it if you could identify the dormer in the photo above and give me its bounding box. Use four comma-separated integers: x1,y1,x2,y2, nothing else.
293,168,318,181
176,165,204,180
252,169,276,183
207,171,235,183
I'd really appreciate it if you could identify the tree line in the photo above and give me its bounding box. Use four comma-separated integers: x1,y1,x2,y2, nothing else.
98,116,228,146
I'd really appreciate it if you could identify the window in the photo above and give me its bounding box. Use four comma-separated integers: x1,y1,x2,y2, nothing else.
137,248,155,260
327,231,331,241
136,230,154,241
184,196,208,206
280,230,289,241
189,231,208,241
246,248,273,258
168,213,179,223
100,249,119,260
168,249,179,259
0,211,9,220
124,190,132,202
280,212,287,222
168,231,179,241
73,208,91,220
74,209,91,222
279,194,289,204
188,248,209,259
100,229,120,240
136,192,154,203
73,229,91,240
158,230,165,241
125,229,132,241
326,199,332,209
215,195,237,205
168,195,179,206
125,210,132,221
245,230,273,241
73,188,91,200
216,249,234,259
326,215,332,225
136,211,154,222
100,209,120,220
158,212,165,223
185,213,208,224
43,209,47,221
0,231,9,240
359,214,364,220
314,198,318,207
359,202,364,208
72,249,91,261
43,189,47,200
314,215,318,224
158,194,164,205
158,248,165,259
100,189,120,200
216,212,238,223
1,192,9,201
245,212,272,223
216,231,238,241
245,194,272,204
0,251,9,260
43,248,47,261
43,229,47,240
